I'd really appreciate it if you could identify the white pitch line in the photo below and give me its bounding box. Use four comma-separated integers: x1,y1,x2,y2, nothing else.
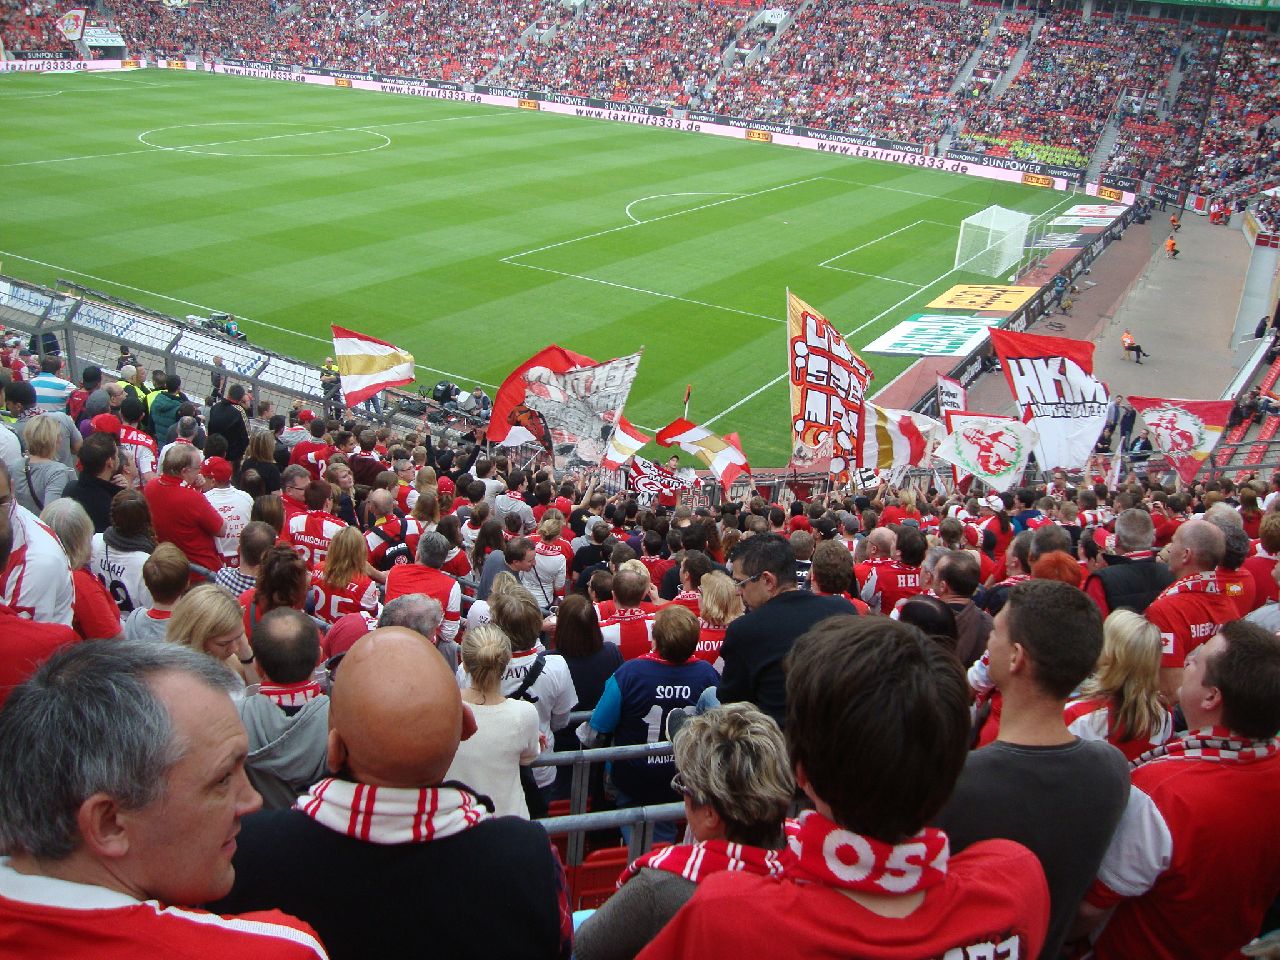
815,176,987,206
703,192,1082,427
818,220,928,266
0,249,498,389
821,266,925,287
509,261,782,323
501,176,826,263
623,192,743,225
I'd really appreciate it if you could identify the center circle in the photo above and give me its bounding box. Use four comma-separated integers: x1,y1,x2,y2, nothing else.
136,121,390,158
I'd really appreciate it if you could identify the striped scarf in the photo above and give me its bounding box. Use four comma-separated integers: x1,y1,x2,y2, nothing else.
1157,571,1220,599
296,778,491,844
617,840,785,890
781,810,949,894
1134,725,1280,769
258,680,324,708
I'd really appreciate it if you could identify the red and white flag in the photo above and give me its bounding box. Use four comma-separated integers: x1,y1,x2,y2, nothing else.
936,374,966,414
656,418,749,492
56,8,86,40
602,416,650,470
1127,397,1234,484
488,345,642,465
858,403,941,471
934,411,1038,493
989,328,1109,471
787,291,873,477
331,325,415,406
628,455,694,500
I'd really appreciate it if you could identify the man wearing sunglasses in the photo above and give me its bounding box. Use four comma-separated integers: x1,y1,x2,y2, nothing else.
717,533,855,729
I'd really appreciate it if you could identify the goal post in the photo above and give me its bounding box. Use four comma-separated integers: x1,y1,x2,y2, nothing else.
954,205,1033,277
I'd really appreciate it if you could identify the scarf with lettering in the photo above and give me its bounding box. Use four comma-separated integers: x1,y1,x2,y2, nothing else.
1133,725,1280,769
618,840,785,890
258,680,325,708
296,777,492,844
781,809,949,895
1157,571,1220,599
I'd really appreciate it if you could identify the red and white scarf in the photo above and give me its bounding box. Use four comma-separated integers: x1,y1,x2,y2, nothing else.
296,778,491,844
1157,571,1221,599
781,810,949,895
994,573,1031,589
258,680,325,708
617,840,785,890
1134,725,1280,769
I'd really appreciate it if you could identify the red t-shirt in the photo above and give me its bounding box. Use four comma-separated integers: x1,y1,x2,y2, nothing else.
1215,566,1256,618
143,475,224,571
0,605,77,707
1145,579,1239,668
72,569,122,641
289,439,332,481
1242,552,1279,609
855,558,924,615
670,590,701,616
284,510,346,571
309,572,379,625
637,838,1048,960
383,564,462,640
601,608,655,661
638,554,674,586
1087,751,1280,960
694,622,726,666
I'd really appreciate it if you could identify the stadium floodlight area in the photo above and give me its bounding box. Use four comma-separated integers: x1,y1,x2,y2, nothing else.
955,205,1033,277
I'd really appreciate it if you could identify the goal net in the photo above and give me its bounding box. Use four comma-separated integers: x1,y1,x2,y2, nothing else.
954,205,1033,277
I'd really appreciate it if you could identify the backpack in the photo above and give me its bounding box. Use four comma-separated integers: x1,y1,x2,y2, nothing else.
369,521,413,571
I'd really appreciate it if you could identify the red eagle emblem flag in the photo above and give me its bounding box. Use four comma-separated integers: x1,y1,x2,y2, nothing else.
1127,397,1234,483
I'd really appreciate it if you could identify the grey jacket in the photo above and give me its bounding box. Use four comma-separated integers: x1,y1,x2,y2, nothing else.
238,692,330,810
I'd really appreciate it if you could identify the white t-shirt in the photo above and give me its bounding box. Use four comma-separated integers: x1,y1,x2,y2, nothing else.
445,697,541,818
90,534,153,614
456,647,576,789
204,485,254,566
1,504,73,625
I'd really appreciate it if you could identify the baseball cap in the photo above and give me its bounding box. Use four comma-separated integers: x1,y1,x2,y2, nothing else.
90,413,121,436
199,456,232,484
298,409,316,424
982,494,1004,511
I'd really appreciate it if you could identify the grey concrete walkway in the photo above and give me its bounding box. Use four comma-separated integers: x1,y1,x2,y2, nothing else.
964,211,1253,417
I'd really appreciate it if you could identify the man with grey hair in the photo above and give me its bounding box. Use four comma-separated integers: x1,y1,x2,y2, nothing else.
363,487,422,572
383,531,461,645
379,594,456,669
143,443,226,573
0,639,327,956
1145,519,1236,705
1083,507,1173,618
1204,510,1256,616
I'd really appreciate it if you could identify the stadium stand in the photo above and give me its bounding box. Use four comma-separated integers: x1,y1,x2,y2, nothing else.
0,0,78,54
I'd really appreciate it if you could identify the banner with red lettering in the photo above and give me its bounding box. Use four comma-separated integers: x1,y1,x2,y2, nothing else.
989,328,1109,471
1127,396,1234,484
787,291,873,477
628,455,695,503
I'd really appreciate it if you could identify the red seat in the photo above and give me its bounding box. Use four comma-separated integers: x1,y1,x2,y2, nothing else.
570,846,631,911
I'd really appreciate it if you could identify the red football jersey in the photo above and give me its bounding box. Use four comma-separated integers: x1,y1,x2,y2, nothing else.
309,572,379,625
285,510,346,571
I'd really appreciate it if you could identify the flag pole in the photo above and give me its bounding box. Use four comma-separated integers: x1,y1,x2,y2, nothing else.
683,384,691,421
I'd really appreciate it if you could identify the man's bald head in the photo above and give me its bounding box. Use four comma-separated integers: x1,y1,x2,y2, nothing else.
327,627,475,788
867,527,896,558
1170,518,1225,577
366,489,394,517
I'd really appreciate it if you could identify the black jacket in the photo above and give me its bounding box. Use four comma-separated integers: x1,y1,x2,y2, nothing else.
62,472,120,533
719,590,856,728
206,399,250,463
209,800,569,960
1086,556,1174,614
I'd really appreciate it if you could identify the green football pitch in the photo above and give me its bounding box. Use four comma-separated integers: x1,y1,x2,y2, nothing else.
1,68,1076,465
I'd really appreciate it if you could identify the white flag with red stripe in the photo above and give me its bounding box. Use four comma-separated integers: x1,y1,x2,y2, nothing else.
331,325,415,406
601,416,650,470
656,418,750,492
858,403,942,471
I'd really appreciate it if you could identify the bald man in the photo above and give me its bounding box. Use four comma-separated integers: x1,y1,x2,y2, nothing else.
210,628,571,960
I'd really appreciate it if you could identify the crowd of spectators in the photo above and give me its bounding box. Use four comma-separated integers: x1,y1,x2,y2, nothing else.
701,0,987,144
0,0,77,54
491,0,748,107
955,13,1181,169
108,0,278,61
2,342,1280,958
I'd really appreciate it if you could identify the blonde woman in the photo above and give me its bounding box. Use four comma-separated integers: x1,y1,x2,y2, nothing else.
309,525,379,625
445,623,542,817
15,414,73,514
575,703,792,960
411,490,440,531
694,571,742,670
325,462,359,528
1065,609,1172,760
168,582,257,687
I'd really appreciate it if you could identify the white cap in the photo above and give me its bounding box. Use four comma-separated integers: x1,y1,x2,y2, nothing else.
982,494,1005,511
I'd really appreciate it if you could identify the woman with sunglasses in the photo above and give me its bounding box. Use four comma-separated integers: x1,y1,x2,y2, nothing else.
574,703,793,960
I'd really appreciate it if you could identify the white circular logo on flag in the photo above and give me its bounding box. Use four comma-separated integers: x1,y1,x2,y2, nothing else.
1144,406,1205,455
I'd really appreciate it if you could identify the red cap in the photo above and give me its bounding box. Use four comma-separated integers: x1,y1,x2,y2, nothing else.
554,496,573,515
90,413,121,436
962,524,980,547
437,476,455,495
199,456,232,484
298,409,316,424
